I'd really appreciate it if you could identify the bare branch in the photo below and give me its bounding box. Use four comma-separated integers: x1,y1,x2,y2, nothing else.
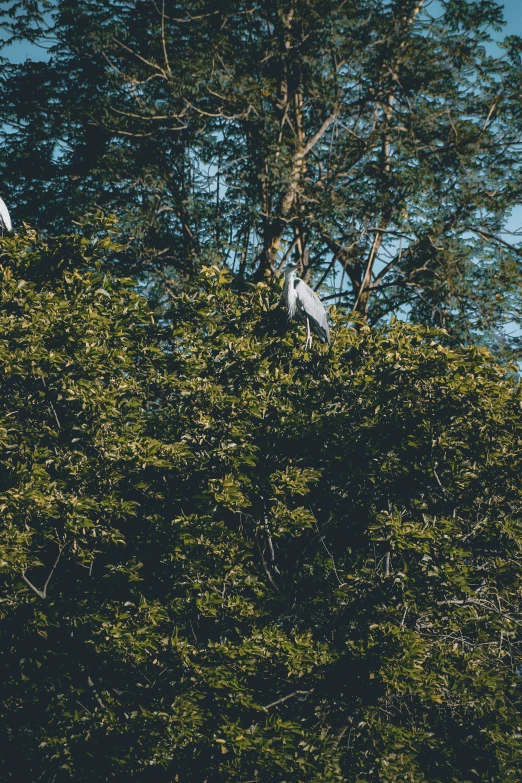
467,227,522,257
264,690,313,710
87,675,106,710
112,37,169,79
160,0,172,78
297,111,338,160
353,226,385,313
255,534,282,595
20,541,70,600
20,572,46,600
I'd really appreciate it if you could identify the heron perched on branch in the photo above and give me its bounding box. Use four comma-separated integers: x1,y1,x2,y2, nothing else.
283,262,331,348
0,196,12,235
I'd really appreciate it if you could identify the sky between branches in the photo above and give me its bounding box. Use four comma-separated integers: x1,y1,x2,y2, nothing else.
2,0,522,312
3,0,521,236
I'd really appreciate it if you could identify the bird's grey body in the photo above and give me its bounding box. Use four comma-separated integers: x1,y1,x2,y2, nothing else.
0,197,12,234
283,265,330,347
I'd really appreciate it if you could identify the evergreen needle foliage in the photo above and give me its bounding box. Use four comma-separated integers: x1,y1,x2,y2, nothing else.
0,229,521,781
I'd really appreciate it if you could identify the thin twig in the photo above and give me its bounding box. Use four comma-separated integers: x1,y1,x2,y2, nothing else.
314,522,346,587
264,690,312,709
20,540,70,599
255,535,282,594
87,675,106,710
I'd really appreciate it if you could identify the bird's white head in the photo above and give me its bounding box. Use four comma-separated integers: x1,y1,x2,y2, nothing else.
285,262,300,276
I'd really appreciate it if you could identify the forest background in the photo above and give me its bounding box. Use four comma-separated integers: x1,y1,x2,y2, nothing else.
1,1,522,781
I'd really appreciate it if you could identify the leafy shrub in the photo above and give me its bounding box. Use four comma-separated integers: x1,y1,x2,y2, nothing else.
1,231,521,781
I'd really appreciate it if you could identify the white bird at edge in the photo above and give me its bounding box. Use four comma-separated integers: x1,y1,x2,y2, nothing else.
0,196,12,235
283,262,331,349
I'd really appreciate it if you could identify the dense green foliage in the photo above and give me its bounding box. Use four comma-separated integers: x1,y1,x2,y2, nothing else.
2,0,522,349
1,229,521,781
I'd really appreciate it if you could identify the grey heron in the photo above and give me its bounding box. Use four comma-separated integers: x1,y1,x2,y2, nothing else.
283,263,331,348
0,196,12,235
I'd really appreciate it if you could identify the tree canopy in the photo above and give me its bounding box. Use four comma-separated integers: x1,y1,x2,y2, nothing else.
1,1,522,778
1,228,521,781
2,0,522,351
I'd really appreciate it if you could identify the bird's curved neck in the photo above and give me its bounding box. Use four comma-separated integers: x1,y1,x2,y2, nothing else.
284,270,298,316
